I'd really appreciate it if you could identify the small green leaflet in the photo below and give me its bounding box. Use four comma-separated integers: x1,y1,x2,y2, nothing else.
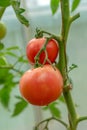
6,51,18,57
49,102,61,118
68,64,78,73
50,0,60,15
0,72,16,108
6,46,19,51
0,86,11,108
12,96,28,117
0,0,10,7
0,56,7,66
58,95,65,103
0,43,4,50
71,0,81,12
18,56,28,63
11,0,29,27
43,102,61,118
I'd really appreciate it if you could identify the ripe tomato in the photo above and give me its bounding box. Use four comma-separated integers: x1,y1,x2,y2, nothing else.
26,38,59,64
19,65,63,106
0,22,7,40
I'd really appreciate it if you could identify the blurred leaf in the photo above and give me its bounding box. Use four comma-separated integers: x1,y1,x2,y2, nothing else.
0,56,7,65
0,0,10,7
49,103,61,118
18,56,28,63
12,97,28,117
59,95,65,103
71,0,81,12
0,43,4,50
43,102,61,118
68,64,78,72
0,69,17,108
16,8,25,14
6,51,18,57
11,0,29,27
50,0,60,15
6,46,19,51
0,86,11,108
0,68,9,84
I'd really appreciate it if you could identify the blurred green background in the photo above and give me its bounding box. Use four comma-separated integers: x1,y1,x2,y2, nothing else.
0,0,87,130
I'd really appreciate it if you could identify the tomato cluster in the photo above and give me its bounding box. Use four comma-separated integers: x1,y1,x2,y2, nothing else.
26,38,59,64
19,37,63,106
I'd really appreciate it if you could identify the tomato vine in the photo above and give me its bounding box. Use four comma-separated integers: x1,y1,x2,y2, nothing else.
0,0,87,130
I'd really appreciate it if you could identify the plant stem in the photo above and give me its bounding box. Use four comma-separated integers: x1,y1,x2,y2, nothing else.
63,91,77,129
36,117,68,129
59,0,79,129
60,0,70,44
0,65,23,75
76,116,87,125
42,30,61,42
34,37,51,67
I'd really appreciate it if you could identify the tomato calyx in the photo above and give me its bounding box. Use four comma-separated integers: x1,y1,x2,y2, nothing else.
35,28,43,38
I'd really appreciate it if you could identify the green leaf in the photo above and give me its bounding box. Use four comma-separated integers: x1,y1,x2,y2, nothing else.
6,51,18,57
59,95,65,103
71,0,81,12
49,103,61,118
0,43,4,50
0,63,17,108
0,56,7,65
0,0,10,7
6,46,19,51
16,8,25,14
50,0,60,15
18,56,28,63
68,64,78,72
12,97,28,117
0,86,11,108
0,69,9,84
11,1,29,27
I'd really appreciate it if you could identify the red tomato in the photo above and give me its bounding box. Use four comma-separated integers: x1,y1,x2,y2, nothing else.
19,65,63,106
26,38,59,64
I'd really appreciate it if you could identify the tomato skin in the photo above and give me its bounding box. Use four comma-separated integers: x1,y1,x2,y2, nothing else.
19,65,63,106
26,38,59,64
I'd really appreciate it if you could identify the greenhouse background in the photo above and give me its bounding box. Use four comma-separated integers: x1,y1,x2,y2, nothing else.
0,0,87,130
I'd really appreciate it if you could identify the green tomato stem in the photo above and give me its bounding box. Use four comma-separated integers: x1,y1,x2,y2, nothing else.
58,0,80,129
76,116,87,125
34,37,51,67
35,116,68,129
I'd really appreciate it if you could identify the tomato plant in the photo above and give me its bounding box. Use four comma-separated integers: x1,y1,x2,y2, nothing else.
0,22,7,40
19,65,63,106
26,37,59,64
1,0,87,130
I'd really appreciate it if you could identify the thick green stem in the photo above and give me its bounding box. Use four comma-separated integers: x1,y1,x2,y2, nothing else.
58,40,77,129
60,0,70,43
58,0,78,129
63,91,77,130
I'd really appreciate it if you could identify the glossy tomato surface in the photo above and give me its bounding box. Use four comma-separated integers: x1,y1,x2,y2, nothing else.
26,38,59,64
19,65,63,106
